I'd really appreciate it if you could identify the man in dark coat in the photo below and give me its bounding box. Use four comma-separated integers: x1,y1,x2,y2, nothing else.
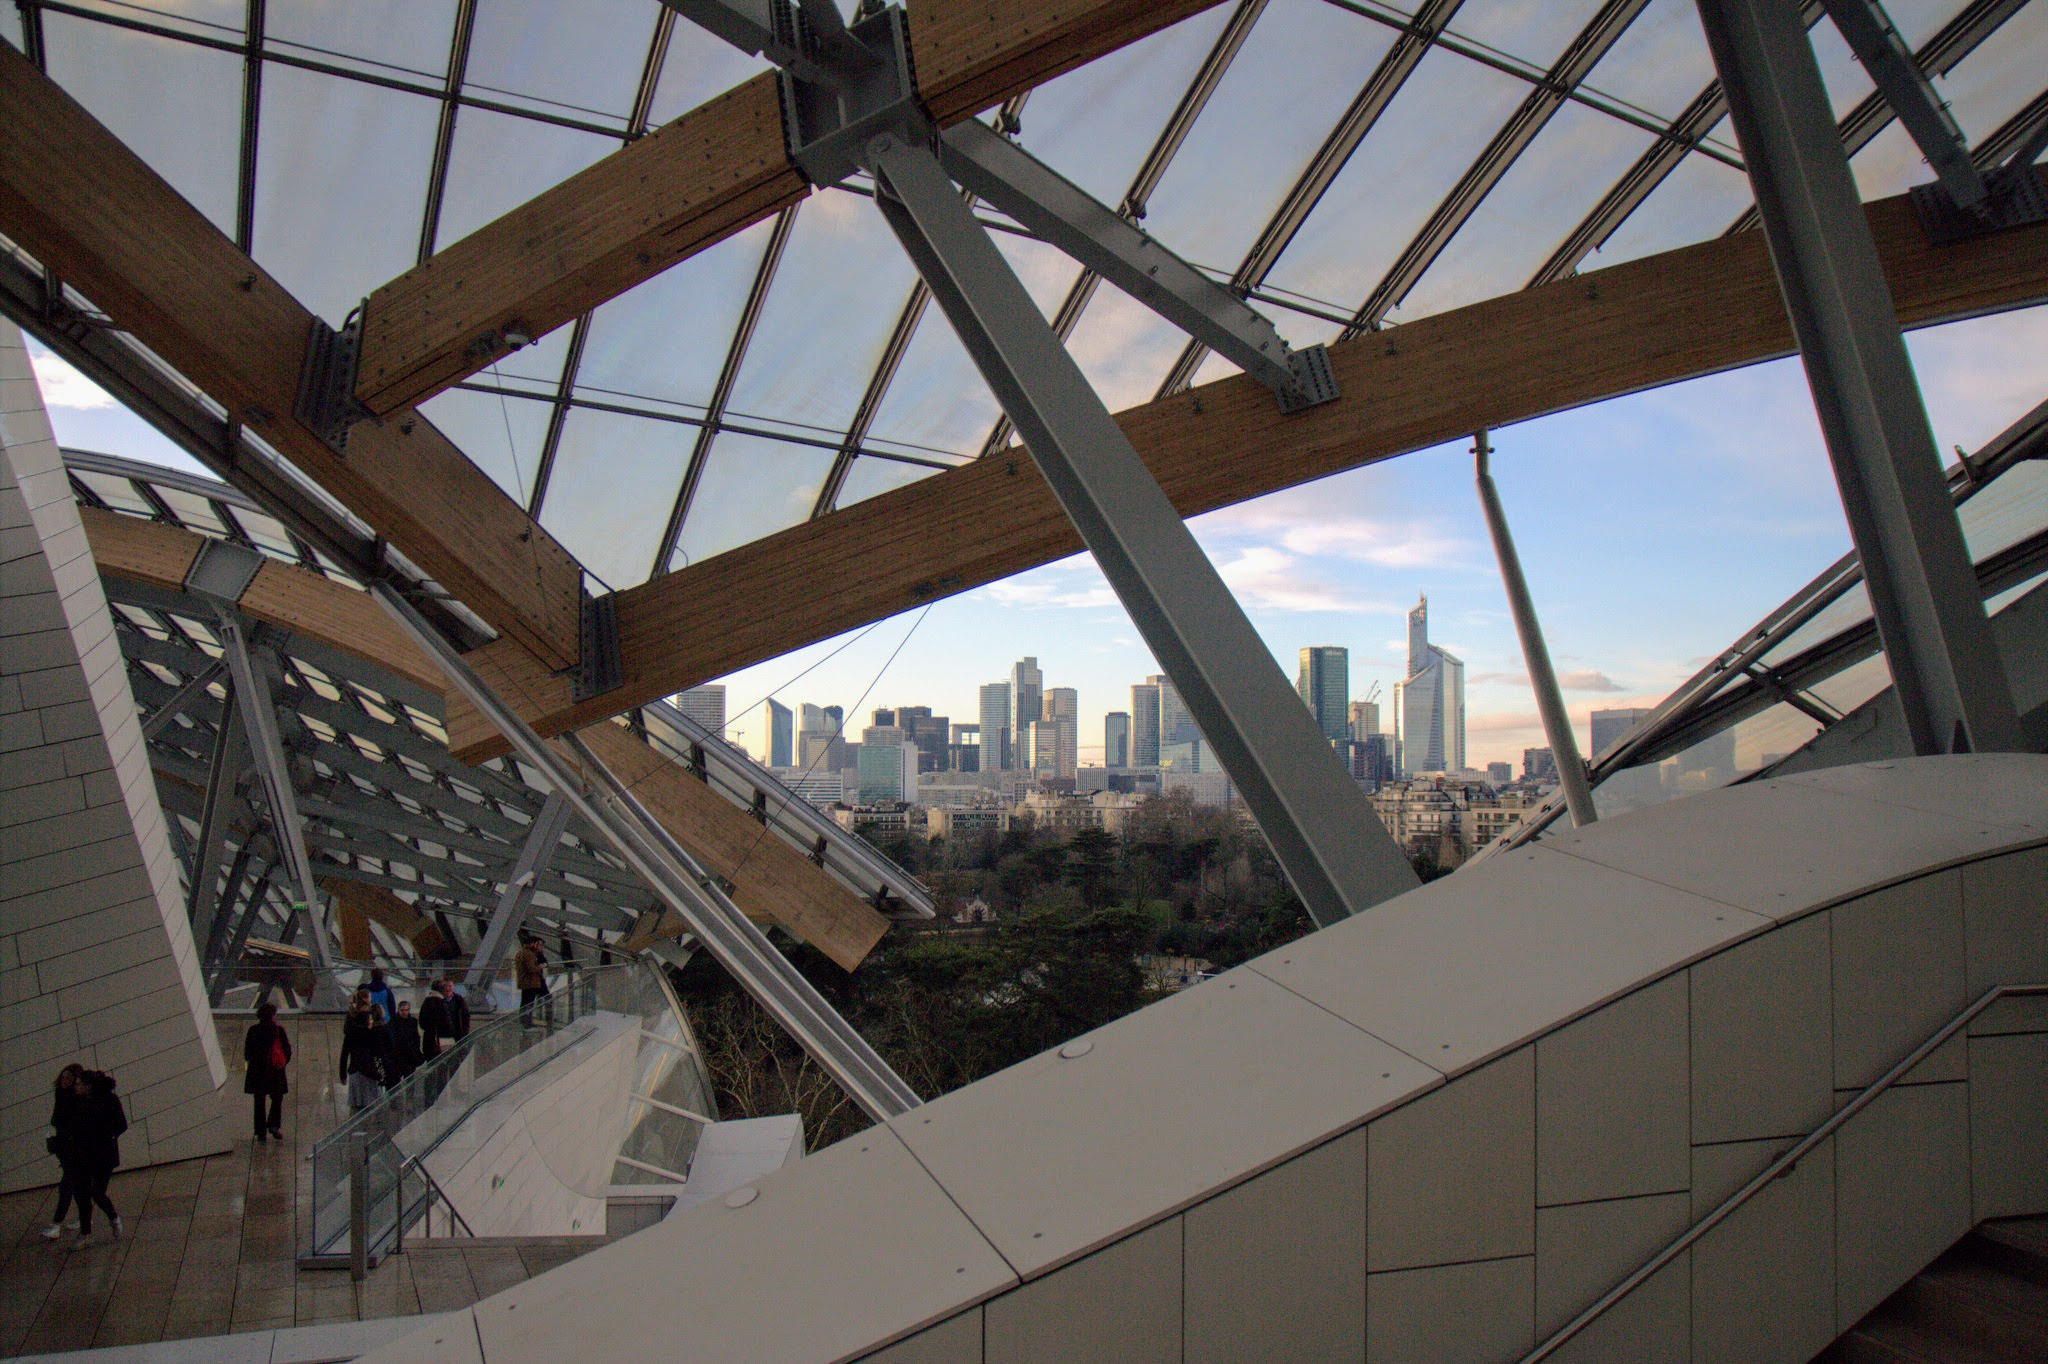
74,1071,126,1241
389,1000,424,1083
243,1001,291,1142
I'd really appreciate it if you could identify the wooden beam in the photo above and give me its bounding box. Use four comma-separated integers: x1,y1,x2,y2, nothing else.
0,44,584,671
80,506,892,968
443,179,2048,760
349,0,1228,418
322,877,451,959
565,723,889,972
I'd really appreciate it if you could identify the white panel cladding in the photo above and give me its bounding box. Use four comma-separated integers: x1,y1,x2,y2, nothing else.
1780,755,2048,837
1183,1126,1367,1363
891,966,1437,1279
1961,846,2048,1036
0,321,228,1193
1365,1255,1533,1361
1367,1047,1534,1272
1834,1082,1973,1330
863,1308,984,1364
1690,1137,1836,1363
1967,1032,2048,1219
1534,1191,1690,1359
984,1218,1181,1364
1689,912,1834,1144
1537,970,1689,1205
1830,873,1969,1089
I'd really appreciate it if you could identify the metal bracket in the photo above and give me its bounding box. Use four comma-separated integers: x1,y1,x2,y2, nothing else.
1278,344,1340,414
293,306,372,453
573,590,623,702
1911,161,2048,245
777,5,926,187
182,536,265,603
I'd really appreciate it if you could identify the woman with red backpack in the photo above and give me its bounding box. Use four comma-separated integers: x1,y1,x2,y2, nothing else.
243,1001,291,1143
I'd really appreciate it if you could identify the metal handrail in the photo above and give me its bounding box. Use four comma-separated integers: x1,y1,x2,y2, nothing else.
1523,981,2048,1362
401,1154,477,1242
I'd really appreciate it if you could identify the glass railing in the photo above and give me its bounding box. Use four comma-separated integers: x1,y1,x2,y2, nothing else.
303,957,716,1269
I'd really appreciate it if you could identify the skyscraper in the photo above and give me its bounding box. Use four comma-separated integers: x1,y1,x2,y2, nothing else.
1297,646,1349,743
1524,747,1557,781
1156,675,1206,772
1044,687,1078,783
1105,712,1130,768
1349,699,1380,742
676,685,726,732
1011,657,1042,758
1027,718,1060,784
1130,681,1161,766
979,682,1011,773
1590,707,1656,759
1398,596,1465,775
766,698,792,768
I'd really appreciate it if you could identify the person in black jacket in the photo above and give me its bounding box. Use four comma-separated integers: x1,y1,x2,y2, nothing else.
39,1064,88,1240
389,1000,423,1084
73,1071,126,1242
338,999,391,1112
243,1002,291,1143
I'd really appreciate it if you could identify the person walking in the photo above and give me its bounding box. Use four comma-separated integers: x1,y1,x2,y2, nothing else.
363,968,397,1024
446,979,471,1042
243,1002,291,1143
514,934,550,1025
72,1071,126,1244
418,978,457,1059
338,996,389,1112
389,1000,423,1083
39,1064,88,1241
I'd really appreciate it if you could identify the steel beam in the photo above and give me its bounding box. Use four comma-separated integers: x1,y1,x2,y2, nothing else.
467,789,576,992
1695,0,2021,757
1472,434,1597,828
371,581,920,1122
864,134,1417,927
1820,0,1986,212
185,680,247,945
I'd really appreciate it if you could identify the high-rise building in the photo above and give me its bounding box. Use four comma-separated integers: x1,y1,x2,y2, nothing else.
1130,681,1161,766
1011,657,1042,758
1043,687,1078,784
1027,718,1061,784
1524,747,1557,781
979,682,1011,773
1154,674,1206,772
872,707,896,728
798,730,846,771
904,711,951,773
675,685,726,732
856,737,916,805
1105,712,1130,768
1297,647,1349,743
1398,597,1465,775
1487,761,1512,787
1349,699,1380,742
800,702,828,734
766,698,792,768
1590,707,1656,759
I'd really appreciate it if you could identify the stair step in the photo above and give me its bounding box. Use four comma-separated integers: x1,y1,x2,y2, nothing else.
1818,1223,2048,1364
1971,1217,2048,1287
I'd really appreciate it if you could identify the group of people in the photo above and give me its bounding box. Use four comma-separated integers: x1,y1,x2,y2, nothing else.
337,972,472,1113
39,1064,127,1245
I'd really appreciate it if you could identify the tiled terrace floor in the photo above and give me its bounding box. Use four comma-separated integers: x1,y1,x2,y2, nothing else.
0,1017,606,1356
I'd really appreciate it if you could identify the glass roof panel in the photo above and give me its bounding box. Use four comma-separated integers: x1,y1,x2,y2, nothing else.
156,487,228,537
863,318,1003,460
463,0,654,127
1849,118,1935,202
432,106,621,248
539,404,693,589
722,190,920,438
672,431,836,569
253,65,440,327
1575,0,1713,123
1928,0,2048,144
1063,278,1194,412
1396,100,1655,321
575,213,778,412
1139,0,1401,275
42,14,243,235
482,324,578,394
416,387,553,504
831,454,947,513
266,0,457,83
1011,3,1237,209
66,0,243,40
1446,0,1609,71
1,8,21,49
75,471,155,517
1575,142,1752,271
994,230,1086,326
1263,44,1530,312
1960,460,2048,564
645,24,775,125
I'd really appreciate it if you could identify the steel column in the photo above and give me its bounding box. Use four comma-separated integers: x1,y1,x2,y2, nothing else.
141,658,226,741
466,789,575,993
864,134,1418,927
185,679,247,945
1472,433,1598,828
1694,0,2021,756
371,582,920,1122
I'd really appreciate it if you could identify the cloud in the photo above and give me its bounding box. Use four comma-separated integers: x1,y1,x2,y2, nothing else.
26,350,116,411
984,577,1118,610
1215,546,1379,613
1468,710,1542,735
1471,671,1529,687
1559,669,1625,693
1199,493,1474,571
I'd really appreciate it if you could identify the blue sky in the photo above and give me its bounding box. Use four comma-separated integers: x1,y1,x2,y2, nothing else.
39,302,2038,773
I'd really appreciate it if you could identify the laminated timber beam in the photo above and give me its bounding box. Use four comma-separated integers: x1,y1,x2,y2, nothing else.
441,175,2048,762
349,0,1225,418
80,507,892,967
321,878,453,959
0,43,584,671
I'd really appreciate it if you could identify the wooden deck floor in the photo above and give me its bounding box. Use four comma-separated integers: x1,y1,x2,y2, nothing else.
0,1017,609,1355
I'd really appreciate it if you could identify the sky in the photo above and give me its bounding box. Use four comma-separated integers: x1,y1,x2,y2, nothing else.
33,301,2044,773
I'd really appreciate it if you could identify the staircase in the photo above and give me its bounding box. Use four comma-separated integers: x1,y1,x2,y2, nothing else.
1820,1218,2048,1362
